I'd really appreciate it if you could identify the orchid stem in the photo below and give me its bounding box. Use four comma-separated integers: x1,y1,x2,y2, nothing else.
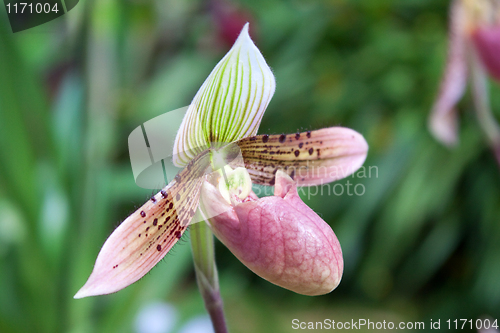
470,50,500,169
190,216,228,333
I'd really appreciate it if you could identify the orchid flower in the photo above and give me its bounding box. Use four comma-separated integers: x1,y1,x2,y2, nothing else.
429,0,500,166
75,24,368,332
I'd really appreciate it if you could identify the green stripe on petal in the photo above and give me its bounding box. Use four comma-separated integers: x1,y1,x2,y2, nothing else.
173,23,276,167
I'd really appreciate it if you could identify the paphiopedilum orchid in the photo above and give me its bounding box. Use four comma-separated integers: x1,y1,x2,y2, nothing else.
75,24,368,331
429,0,500,166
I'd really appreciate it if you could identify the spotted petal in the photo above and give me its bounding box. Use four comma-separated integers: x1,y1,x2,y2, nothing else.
74,152,211,298
236,127,368,186
173,23,276,167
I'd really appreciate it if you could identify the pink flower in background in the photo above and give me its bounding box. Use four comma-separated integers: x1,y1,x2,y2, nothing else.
429,0,500,166
472,23,500,81
210,0,255,47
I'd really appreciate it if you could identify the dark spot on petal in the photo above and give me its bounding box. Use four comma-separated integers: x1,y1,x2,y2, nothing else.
262,134,269,143
279,134,286,143
146,227,150,231
295,133,300,140
143,220,146,224
175,174,181,182
161,190,168,198
294,150,300,157
290,170,295,179
269,177,275,186
153,218,158,226
298,143,304,149
151,197,157,203
317,149,321,157
176,193,180,201
308,148,314,155
140,211,146,217
175,231,182,239
169,202,173,209
306,131,311,138
157,244,162,251
138,234,141,237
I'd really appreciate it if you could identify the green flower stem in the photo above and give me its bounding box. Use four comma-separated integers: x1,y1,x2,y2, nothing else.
470,50,500,168
190,218,228,333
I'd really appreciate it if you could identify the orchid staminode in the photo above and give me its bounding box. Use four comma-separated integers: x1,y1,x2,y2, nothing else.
75,23,368,331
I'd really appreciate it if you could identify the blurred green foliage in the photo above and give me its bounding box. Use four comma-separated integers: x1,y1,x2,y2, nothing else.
1,0,499,332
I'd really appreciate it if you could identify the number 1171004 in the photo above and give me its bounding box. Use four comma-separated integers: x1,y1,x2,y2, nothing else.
6,2,59,14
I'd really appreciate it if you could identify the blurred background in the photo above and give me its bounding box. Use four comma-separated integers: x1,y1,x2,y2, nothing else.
1,0,499,332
